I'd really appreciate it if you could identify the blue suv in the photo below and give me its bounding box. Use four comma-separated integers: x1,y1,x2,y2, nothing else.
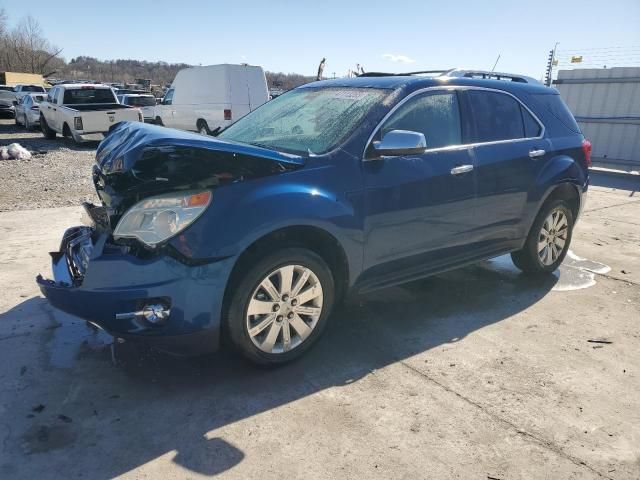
37,69,591,365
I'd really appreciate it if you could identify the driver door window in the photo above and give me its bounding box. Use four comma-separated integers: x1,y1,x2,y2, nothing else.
381,92,462,150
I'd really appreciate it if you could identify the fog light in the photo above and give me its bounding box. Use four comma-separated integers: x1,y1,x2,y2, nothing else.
141,303,170,324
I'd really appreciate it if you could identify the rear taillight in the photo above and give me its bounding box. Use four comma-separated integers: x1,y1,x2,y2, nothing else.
74,116,83,130
582,139,592,168
224,109,232,121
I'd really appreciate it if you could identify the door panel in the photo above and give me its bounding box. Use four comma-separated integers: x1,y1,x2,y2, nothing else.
363,147,476,274
461,89,547,246
362,90,477,280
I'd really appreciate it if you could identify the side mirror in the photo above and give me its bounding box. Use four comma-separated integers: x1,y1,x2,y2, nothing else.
370,130,427,158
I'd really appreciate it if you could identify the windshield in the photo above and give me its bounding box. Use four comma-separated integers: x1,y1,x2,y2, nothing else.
127,96,156,107
63,88,117,105
21,85,46,92
218,87,388,155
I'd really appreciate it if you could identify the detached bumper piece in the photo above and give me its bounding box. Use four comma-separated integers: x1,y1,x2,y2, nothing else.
36,226,235,355
49,226,94,286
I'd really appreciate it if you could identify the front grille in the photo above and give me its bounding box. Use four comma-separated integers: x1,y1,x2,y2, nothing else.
61,226,94,284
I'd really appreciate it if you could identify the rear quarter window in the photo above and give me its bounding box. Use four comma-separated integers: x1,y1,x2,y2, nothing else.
530,93,581,134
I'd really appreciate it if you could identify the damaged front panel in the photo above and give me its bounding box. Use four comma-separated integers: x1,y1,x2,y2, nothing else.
94,121,306,223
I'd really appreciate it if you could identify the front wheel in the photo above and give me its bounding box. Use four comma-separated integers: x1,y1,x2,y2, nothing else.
511,199,574,274
225,248,335,366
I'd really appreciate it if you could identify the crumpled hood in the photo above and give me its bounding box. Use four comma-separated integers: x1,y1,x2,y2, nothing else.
92,122,305,220
96,121,305,174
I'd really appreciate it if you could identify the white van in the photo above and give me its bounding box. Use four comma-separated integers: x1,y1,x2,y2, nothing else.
155,64,269,134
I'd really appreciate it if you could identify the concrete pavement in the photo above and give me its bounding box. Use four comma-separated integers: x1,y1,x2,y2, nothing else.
0,176,638,479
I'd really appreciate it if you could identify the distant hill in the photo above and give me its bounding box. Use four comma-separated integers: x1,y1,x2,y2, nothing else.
54,56,314,90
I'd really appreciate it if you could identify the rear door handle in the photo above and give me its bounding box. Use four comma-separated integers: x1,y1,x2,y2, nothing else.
529,149,546,158
450,165,474,175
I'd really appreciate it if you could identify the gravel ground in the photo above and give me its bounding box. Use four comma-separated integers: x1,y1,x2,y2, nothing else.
0,118,99,211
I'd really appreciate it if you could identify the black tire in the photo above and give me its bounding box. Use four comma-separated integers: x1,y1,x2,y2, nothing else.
40,115,56,139
225,248,335,366
197,119,210,135
511,198,574,274
154,116,164,126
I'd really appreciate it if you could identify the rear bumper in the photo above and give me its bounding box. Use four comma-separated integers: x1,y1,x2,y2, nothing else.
72,131,106,142
36,226,236,355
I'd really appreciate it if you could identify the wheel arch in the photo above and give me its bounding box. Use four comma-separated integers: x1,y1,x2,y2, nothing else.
222,225,351,318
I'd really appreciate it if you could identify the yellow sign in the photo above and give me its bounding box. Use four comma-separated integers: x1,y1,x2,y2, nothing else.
571,56,583,63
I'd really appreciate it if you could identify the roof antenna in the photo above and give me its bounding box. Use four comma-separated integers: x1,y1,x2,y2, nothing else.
491,54,501,72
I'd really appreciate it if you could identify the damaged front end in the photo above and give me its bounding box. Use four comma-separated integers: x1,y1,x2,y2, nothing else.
36,121,305,354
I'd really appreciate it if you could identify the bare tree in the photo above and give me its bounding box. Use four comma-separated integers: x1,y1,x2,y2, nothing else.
0,14,63,74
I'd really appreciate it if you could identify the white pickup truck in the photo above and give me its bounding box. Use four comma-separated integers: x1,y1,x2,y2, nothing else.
40,84,143,143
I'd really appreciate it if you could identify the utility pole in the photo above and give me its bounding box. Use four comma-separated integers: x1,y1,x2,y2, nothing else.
544,42,559,87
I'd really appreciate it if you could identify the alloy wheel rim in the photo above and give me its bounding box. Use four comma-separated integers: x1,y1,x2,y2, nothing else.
538,208,568,266
246,265,323,354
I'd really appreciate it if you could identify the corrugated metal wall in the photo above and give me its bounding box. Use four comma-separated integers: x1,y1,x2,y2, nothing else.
554,67,640,170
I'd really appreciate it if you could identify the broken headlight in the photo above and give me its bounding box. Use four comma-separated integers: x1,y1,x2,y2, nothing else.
113,190,211,247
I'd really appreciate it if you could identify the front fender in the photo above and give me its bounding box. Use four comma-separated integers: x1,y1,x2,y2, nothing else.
170,173,363,285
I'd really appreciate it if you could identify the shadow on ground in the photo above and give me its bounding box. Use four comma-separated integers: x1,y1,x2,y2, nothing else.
589,170,639,194
0,258,560,478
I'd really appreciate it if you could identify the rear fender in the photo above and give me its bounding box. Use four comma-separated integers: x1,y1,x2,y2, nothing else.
524,154,586,232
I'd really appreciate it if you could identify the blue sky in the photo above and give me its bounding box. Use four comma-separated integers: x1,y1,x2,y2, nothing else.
1,0,639,79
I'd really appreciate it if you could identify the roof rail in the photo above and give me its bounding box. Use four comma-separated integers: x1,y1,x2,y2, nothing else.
443,69,541,84
357,68,541,84
358,70,450,78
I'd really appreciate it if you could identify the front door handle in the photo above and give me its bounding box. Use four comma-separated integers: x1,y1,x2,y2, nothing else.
450,164,474,175
529,149,546,158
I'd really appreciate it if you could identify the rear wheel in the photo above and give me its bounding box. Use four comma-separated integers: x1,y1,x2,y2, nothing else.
40,115,56,139
511,199,574,274
225,248,335,366
154,116,164,126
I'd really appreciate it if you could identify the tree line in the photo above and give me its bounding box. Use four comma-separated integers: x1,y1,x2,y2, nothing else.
0,10,313,90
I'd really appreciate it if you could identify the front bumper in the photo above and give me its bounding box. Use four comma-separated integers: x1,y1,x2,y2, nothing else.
36,225,236,355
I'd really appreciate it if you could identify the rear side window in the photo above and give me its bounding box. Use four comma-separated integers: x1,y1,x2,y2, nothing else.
531,93,581,133
381,92,461,149
467,90,524,142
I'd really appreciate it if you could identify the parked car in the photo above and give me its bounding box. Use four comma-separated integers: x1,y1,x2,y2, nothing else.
13,84,47,99
155,64,268,134
14,93,46,129
117,94,156,122
39,84,143,143
37,69,590,366
0,90,17,117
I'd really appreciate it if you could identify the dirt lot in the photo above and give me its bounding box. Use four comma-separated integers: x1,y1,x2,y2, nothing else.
0,119,98,211
0,118,639,479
